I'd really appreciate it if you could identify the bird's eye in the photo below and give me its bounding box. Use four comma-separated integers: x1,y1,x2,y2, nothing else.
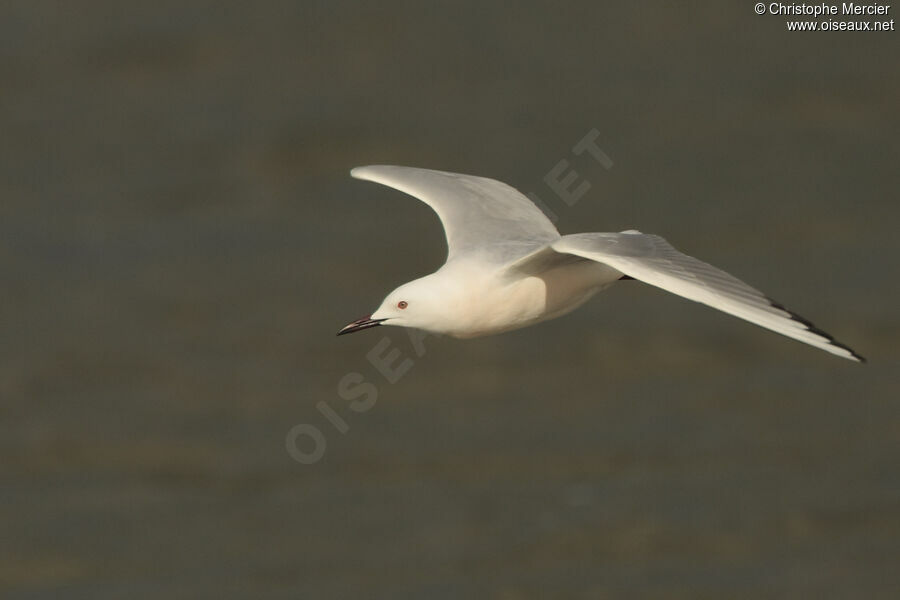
397,301,408,309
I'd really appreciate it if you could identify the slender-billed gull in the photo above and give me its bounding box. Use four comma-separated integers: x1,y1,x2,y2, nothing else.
338,166,864,362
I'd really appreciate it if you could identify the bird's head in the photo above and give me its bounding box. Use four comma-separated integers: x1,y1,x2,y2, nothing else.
337,276,449,336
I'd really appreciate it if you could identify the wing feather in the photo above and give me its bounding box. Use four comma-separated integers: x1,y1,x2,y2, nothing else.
351,166,559,264
551,232,864,361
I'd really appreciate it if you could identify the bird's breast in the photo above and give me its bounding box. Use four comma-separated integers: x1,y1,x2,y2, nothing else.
446,260,620,338
446,276,546,338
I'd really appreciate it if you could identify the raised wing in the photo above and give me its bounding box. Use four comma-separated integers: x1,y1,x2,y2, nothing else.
351,166,560,265
549,231,864,361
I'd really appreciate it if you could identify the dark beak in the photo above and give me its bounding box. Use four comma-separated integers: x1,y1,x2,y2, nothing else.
337,314,386,336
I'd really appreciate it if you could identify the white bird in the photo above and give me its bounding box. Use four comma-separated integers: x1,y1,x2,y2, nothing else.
338,166,864,362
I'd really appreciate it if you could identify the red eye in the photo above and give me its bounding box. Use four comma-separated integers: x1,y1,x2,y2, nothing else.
397,301,408,309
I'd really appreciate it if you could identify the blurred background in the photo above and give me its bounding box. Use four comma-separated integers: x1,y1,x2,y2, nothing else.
2,1,899,598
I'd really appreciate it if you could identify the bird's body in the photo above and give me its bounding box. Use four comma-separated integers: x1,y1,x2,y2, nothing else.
407,257,618,338
339,165,864,362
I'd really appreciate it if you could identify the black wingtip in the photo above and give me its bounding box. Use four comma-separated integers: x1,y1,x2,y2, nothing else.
765,297,866,363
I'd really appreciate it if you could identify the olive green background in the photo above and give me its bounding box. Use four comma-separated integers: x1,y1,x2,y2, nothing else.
2,2,898,598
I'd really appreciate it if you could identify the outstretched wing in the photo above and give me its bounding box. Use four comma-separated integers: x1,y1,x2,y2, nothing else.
546,231,864,361
351,166,560,265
